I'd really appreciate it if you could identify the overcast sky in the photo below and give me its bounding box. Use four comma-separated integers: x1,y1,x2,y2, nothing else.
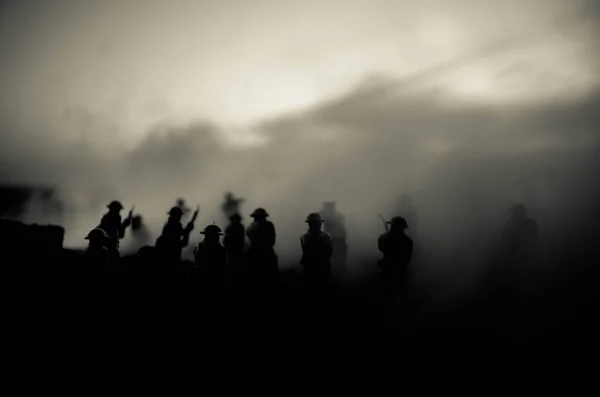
1,0,598,147
0,0,599,259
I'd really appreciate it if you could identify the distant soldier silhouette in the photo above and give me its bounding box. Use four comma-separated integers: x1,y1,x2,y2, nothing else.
224,213,245,264
221,192,245,218
156,206,198,267
502,203,539,263
246,208,278,282
377,216,414,298
130,214,151,249
97,200,133,262
83,228,110,268
193,224,227,281
300,212,334,285
175,198,191,216
319,201,348,277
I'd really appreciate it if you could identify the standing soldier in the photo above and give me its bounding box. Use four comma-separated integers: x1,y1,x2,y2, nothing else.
224,213,245,264
130,214,151,249
156,205,199,267
319,201,348,277
221,192,245,218
175,198,191,216
499,203,539,298
97,200,134,262
300,212,334,287
502,203,539,260
193,224,227,281
377,216,414,301
246,208,278,281
83,228,110,269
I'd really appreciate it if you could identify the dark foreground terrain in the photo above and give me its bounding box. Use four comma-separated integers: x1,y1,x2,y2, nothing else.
13,246,598,350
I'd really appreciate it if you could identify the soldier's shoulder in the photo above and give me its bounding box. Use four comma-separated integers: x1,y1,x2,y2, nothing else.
321,231,332,239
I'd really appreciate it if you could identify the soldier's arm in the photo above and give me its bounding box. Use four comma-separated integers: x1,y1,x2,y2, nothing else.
118,223,127,239
181,234,190,247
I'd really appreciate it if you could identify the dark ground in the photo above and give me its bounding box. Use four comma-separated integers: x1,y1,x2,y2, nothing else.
14,246,598,350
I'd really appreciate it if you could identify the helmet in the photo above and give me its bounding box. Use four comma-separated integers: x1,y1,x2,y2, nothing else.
305,212,324,222
201,224,223,235
250,208,269,218
510,203,528,215
107,200,124,210
229,213,242,221
85,228,109,240
387,216,408,228
168,206,183,216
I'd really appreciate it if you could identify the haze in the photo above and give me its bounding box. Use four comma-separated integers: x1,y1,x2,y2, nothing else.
1,0,599,291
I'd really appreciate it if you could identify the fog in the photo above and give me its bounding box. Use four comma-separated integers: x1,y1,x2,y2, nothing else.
1,2,600,309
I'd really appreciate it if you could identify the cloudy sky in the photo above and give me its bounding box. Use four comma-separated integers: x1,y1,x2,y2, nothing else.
1,0,598,145
0,0,599,261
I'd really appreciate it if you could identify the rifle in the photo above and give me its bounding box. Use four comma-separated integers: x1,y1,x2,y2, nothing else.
378,213,389,232
123,205,134,227
185,206,200,233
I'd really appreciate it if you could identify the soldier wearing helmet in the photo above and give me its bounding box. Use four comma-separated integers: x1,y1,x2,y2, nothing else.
246,207,278,279
193,224,227,276
97,200,133,261
83,228,110,267
246,208,275,247
300,212,334,282
377,216,413,284
155,205,197,265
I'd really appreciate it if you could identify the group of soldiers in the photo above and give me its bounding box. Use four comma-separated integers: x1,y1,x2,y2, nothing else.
83,192,539,294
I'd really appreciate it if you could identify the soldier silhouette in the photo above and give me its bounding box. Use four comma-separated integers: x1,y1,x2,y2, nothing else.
377,216,414,303
130,214,151,249
224,213,245,264
155,206,198,268
502,203,539,259
175,198,191,216
300,212,334,288
319,201,348,278
498,203,540,299
193,224,227,282
83,228,110,269
221,192,245,218
97,200,133,262
246,208,278,283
